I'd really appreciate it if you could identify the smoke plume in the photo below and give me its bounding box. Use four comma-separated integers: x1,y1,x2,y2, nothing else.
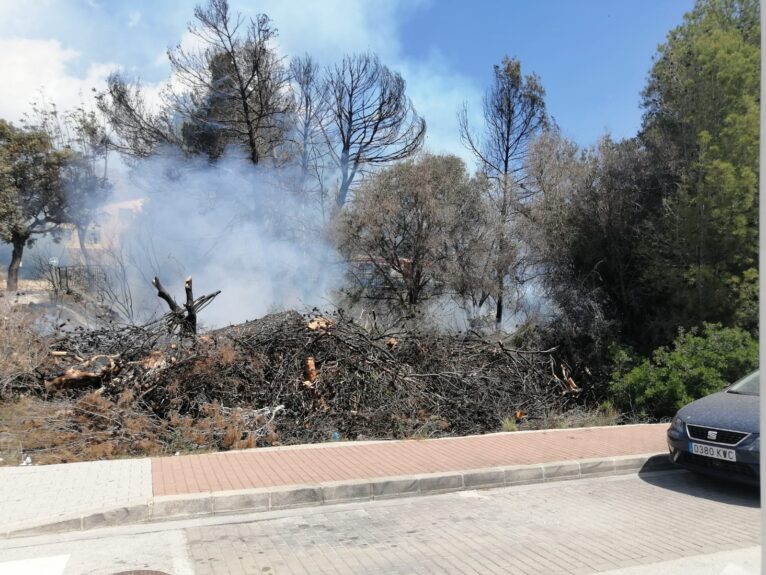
108,148,341,327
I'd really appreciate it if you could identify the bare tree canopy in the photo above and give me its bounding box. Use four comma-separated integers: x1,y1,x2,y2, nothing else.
324,53,426,208
171,1,293,164
96,75,178,159
288,55,332,210
459,56,547,329
459,56,547,187
98,0,292,165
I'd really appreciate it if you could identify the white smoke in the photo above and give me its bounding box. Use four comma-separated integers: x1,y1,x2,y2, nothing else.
108,148,342,328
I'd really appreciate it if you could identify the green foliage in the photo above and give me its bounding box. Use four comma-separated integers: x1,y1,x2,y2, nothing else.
338,153,488,312
0,108,110,290
525,1,760,366
640,0,760,339
0,119,68,245
610,323,758,418
525,132,657,365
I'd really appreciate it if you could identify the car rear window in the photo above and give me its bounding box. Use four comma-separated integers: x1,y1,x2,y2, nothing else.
727,371,760,396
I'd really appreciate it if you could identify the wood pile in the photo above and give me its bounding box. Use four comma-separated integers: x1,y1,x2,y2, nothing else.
24,308,578,448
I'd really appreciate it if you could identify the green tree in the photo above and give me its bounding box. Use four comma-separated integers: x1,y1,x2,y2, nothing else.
641,0,760,336
24,102,111,266
0,120,68,291
524,131,663,370
338,153,483,312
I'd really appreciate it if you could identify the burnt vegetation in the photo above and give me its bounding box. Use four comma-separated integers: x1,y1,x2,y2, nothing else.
0,0,760,463
2,303,586,464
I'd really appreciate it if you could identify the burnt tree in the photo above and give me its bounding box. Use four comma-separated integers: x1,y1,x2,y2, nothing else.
152,276,220,336
324,53,426,208
459,56,547,329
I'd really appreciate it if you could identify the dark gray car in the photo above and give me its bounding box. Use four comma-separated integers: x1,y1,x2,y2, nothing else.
666,370,759,484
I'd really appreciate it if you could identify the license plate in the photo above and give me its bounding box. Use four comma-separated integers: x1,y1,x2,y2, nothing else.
690,442,736,461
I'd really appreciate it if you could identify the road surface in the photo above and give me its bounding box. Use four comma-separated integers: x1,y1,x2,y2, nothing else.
0,470,759,575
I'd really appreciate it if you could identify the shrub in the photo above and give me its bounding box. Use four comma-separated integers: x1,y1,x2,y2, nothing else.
610,323,758,419
501,417,517,432
0,307,48,397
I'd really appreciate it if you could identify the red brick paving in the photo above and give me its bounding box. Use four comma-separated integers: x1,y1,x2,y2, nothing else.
152,423,669,496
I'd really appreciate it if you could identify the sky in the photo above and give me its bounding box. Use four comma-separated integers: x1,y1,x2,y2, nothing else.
0,0,695,166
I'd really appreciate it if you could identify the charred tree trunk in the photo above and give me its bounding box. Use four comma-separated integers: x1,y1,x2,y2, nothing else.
495,279,504,330
152,276,180,313
184,277,197,335
6,233,28,292
337,152,352,208
152,275,220,337
153,276,196,336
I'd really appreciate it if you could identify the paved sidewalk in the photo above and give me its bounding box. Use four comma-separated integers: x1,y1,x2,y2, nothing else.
153,423,668,495
1,423,669,536
0,458,151,534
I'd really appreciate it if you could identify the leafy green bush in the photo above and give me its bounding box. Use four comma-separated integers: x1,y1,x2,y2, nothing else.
610,323,758,419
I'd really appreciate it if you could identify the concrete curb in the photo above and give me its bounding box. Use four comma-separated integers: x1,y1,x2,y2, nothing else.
4,452,672,538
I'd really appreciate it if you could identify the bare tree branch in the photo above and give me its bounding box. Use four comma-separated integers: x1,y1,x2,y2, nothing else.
324,53,426,208
459,56,547,329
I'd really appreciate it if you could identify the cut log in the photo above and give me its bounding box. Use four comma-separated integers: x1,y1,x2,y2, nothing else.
304,356,317,383
307,317,333,331
45,355,120,392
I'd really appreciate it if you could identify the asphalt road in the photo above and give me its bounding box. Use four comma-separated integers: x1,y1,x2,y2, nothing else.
0,470,760,575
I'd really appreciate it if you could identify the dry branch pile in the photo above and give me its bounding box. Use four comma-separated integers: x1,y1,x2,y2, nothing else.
3,308,581,463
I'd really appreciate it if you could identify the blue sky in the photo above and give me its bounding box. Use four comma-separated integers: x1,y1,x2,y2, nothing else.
400,0,695,146
0,0,694,163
